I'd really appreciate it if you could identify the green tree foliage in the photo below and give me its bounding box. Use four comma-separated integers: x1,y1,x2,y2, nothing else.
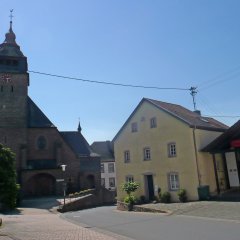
0,144,19,210
121,181,139,196
121,181,139,204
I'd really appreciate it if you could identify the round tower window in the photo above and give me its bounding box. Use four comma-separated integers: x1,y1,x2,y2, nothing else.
37,136,47,150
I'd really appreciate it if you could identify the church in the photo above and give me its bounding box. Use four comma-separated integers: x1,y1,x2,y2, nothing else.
0,19,101,197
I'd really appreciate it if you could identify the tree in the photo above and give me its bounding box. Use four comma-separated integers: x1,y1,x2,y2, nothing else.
121,181,139,205
0,144,19,210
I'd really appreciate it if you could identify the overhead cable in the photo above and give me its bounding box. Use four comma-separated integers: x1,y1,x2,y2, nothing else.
29,70,190,91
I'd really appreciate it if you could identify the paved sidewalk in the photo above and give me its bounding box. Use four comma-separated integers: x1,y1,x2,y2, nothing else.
141,201,240,221
0,199,133,240
0,213,133,240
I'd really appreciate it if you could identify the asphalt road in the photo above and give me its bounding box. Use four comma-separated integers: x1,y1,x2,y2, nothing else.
63,205,240,240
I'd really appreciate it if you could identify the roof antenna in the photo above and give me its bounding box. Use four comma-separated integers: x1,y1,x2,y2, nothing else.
190,87,198,111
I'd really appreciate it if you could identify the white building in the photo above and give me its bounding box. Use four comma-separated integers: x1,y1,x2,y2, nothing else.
91,141,116,191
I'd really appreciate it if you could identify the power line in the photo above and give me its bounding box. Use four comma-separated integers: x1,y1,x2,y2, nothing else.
203,115,240,118
199,71,240,91
28,70,240,119
29,70,190,91
197,64,240,91
197,94,225,116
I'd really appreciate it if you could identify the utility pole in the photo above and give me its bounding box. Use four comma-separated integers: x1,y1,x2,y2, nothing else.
190,87,198,111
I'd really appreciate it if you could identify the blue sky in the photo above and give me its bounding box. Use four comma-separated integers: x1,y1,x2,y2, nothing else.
1,1,240,143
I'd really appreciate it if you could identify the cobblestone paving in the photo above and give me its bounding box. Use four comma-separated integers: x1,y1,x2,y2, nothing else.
1,200,240,239
142,201,240,221
0,212,133,240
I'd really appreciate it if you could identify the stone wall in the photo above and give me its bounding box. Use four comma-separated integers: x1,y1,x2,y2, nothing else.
59,188,116,213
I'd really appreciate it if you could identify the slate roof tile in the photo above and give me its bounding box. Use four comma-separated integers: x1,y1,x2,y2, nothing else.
61,131,96,157
91,141,114,162
28,97,55,128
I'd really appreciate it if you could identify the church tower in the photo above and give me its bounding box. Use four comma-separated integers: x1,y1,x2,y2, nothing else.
0,12,29,177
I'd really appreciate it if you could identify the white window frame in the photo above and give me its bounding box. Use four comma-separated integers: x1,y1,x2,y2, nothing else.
126,175,134,182
109,177,115,188
108,163,114,173
150,117,157,128
143,147,151,161
168,172,179,191
101,163,105,173
124,150,130,163
168,142,177,157
131,122,138,132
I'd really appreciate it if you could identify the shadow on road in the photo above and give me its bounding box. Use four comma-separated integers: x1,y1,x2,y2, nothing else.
2,197,61,215
19,196,60,209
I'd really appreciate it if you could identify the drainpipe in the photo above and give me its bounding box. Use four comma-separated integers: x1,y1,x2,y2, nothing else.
192,127,201,186
212,153,220,194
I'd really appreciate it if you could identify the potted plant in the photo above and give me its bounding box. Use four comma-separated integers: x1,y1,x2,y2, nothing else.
121,181,139,211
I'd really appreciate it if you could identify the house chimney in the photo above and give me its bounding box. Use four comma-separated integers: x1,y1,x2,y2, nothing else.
194,110,201,116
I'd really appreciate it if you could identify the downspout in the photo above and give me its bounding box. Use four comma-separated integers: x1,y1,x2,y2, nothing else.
192,126,201,186
212,153,220,194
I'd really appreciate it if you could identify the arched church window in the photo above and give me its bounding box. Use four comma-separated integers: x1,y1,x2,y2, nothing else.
37,136,47,150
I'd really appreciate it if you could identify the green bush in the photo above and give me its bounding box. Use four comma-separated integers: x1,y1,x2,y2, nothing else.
68,189,93,198
160,191,171,203
121,182,139,195
121,181,139,207
123,195,137,204
0,144,19,210
177,189,187,202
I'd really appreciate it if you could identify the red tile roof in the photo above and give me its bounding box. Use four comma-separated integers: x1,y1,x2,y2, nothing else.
146,98,228,130
113,98,228,142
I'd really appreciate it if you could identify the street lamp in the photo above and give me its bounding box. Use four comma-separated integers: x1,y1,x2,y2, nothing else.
60,164,67,206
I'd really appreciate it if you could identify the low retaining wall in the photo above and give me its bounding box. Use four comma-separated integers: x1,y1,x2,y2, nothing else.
59,188,116,213
117,201,167,213
59,194,98,212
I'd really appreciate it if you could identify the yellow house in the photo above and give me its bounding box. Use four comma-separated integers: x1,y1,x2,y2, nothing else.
113,98,228,202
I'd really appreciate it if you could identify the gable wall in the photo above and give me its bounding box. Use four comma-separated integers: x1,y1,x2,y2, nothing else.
22,128,81,195
114,101,200,201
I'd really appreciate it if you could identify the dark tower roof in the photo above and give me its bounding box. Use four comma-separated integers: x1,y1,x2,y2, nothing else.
0,18,28,73
77,121,82,132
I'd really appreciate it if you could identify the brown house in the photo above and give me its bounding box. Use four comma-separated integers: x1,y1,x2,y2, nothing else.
0,20,100,197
